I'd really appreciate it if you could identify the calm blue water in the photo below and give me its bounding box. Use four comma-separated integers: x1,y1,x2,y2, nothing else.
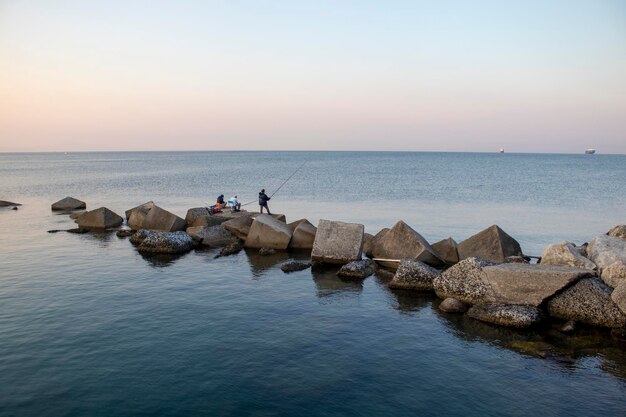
0,152,625,417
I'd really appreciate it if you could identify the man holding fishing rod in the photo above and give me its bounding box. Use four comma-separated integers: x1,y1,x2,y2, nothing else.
258,189,271,214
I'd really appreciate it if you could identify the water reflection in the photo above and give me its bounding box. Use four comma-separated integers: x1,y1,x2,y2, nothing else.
78,229,117,247
137,251,188,268
311,264,363,299
244,248,290,277
388,289,432,313
433,302,626,379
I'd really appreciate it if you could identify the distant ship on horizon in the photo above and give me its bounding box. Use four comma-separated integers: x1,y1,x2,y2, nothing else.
585,148,596,154
499,148,504,153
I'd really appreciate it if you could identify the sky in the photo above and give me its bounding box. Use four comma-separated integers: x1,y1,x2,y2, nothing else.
0,0,625,153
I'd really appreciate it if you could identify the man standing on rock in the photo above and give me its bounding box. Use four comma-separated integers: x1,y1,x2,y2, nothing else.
259,189,271,214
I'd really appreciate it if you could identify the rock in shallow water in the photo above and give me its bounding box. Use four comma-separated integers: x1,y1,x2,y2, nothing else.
281,260,312,273
438,298,467,313
547,278,626,328
433,257,495,304
388,258,441,291
215,241,243,258
467,304,541,328
457,225,523,264
137,231,198,254
337,259,376,279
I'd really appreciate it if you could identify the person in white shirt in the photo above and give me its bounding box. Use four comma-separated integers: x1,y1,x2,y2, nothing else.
228,195,241,211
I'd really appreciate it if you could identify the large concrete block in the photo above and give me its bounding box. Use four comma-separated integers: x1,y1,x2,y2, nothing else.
432,237,459,264
222,215,255,240
141,205,185,232
77,207,123,229
311,219,364,265
457,225,522,263
244,214,293,250
371,221,442,267
482,263,594,307
288,220,317,250
51,196,86,211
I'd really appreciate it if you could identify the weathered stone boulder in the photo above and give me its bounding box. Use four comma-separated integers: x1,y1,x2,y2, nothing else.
540,241,596,270
244,214,293,250
125,201,154,220
141,206,186,232
611,282,626,315
587,235,626,271
186,225,238,247
601,261,626,288
77,207,123,229
130,229,155,245
288,220,317,250
137,231,198,254
281,260,312,273
432,237,459,264
607,225,626,240
457,225,523,263
438,298,467,313
126,201,155,230
362,233,374,257
0,200,21,207
365,228,389,258
467,304,542,328
222,215,254,240
388,258,441,291
547,278,626,328
371,221,442,267
51,196,86,211
482,263,595,307
215,241,243,258
258,247,276,256
185,207,211,227
311,220,364,265
433,257,495,304
337,259,376,279
116,229,133,238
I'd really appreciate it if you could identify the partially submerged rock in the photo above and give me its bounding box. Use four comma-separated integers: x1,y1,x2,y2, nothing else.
281,260,312,273
587,235,626,271
371,221,442,267
244,214,293,250
137,231,198,254
258,247,276,256
130,229,155,245
337,259,376,279
601,261,626,288
438,298,467,313
482,263,594,307
468,304,541,328
0,200,21,207
288,220,317,250
116,229,133,238
540,241,596,270
607,225,626,240
186,225,238,247
388,258,441,291
51,196,86,211
547,278,626,328
141,206,186,232
433,257,495,304
77,207,123,229
432,237,459,264
311,219,364,265
215,241,243,258
457,225,523,263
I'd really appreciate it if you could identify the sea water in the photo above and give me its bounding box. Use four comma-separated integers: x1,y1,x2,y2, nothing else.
0,151,625,416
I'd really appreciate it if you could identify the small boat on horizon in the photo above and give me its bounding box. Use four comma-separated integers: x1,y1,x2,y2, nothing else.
585,148,596,154
499,148,504,154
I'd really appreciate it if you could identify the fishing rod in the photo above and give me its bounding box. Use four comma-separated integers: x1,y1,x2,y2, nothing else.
238,160,307,207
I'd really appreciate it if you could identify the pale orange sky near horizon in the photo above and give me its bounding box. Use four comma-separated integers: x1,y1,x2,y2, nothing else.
1,1,625,153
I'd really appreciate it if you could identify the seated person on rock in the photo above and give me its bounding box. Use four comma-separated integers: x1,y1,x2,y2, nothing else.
216,194,226,208
228,195,241,212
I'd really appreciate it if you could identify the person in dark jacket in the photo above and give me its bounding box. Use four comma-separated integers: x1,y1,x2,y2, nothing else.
258,189,271,214
216,194,226,207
